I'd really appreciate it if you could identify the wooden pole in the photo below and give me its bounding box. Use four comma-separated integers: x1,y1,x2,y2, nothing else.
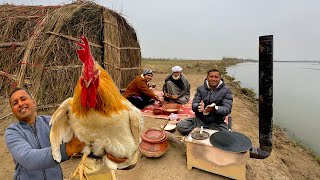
0,70,31,84
0,42,24,48
17,16,48,87
103,9,108,70
46,31,102,48
165,131,186,149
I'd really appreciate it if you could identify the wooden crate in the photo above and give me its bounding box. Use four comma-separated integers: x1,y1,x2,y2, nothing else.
185,129,248,180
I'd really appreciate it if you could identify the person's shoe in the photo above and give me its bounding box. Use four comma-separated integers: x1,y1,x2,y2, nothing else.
149,99,155,104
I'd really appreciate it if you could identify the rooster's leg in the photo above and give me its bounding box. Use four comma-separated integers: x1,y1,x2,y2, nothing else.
71,149,90,180
110,169,116,180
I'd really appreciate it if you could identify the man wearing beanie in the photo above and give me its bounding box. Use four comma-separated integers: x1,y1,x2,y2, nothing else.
162,66,190,104
123,69,161,109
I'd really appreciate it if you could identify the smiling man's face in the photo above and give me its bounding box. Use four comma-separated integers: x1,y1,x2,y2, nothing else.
10,89,37,124
207,71,221,89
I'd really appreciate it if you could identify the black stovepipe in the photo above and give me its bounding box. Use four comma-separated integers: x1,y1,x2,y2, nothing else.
250,35,273,159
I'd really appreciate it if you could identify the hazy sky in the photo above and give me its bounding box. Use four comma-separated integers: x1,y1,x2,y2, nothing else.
2,0,320,60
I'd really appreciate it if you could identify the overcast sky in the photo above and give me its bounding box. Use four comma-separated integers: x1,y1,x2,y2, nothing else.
2,0,320,61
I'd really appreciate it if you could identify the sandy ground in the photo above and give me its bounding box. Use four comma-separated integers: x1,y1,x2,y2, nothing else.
1,69,320,180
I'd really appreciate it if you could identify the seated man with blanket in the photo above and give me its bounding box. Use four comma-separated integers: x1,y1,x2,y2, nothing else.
162,65,190,104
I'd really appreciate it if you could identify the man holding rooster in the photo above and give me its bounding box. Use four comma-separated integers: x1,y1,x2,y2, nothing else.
5,87,85,180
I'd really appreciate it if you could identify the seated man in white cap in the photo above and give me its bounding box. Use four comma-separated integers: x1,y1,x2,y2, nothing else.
162,66,190,104
123,69,162,109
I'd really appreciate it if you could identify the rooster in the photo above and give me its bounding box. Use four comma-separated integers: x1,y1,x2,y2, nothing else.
49,35,144,180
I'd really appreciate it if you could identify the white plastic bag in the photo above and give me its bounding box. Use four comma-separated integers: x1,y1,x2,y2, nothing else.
168,113,179,120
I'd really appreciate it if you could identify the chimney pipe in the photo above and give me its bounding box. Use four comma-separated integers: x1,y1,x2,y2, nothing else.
250,35,273,159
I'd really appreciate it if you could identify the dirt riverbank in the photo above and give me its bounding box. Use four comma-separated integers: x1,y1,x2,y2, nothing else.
1,60,319,179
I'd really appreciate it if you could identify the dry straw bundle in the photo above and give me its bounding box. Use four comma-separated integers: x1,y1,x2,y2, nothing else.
0,1,141,106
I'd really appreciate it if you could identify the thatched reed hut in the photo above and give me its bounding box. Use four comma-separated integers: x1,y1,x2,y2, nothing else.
0,1,141,106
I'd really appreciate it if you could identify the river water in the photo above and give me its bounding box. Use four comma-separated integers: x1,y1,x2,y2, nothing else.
227,62,320,155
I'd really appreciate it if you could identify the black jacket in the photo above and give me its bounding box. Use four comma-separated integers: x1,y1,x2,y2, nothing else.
192,79,233,124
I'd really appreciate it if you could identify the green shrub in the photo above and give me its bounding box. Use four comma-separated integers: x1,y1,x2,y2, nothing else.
241,87,256,98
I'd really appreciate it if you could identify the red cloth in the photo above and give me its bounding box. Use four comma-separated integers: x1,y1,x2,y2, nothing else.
141,90,195,120
141,90,229,124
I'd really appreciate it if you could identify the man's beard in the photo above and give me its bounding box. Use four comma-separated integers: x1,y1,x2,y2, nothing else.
172,75,180,80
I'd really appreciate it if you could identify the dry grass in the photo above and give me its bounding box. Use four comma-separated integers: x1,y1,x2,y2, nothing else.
0,1,141,105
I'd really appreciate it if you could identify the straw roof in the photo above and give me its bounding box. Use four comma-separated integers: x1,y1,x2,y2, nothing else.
0,1,141,105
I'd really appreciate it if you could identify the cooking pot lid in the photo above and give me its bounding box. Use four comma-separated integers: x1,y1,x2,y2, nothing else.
209,131,252,153
142,129,166,142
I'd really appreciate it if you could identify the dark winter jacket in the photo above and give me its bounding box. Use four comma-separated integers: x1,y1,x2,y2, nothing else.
192,79,233,124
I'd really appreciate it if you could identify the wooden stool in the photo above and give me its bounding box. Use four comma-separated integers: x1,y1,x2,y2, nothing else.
185,128,248,180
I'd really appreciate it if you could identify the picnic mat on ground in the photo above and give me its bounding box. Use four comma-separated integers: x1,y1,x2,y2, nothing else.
141,90,195,120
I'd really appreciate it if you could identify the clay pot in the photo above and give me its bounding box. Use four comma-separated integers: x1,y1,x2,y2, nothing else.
153,108,162,115
139,129,168,158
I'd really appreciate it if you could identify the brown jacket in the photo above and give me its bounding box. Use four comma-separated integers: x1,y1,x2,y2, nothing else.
123,75,158,100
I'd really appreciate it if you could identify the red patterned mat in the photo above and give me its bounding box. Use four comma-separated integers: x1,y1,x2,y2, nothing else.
141,90,229,125
141,90,195,120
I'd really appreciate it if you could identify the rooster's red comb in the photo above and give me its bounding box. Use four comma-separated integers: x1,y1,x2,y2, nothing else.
75,35,94,67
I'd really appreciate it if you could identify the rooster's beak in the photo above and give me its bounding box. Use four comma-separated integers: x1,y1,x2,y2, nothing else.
83,79,92,88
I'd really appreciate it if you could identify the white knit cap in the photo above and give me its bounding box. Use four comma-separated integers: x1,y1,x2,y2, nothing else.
172,66,182,72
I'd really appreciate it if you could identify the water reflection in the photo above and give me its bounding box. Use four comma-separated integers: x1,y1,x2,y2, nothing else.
227,62,320,155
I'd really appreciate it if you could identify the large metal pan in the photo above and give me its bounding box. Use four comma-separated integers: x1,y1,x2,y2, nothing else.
210,131,252,153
